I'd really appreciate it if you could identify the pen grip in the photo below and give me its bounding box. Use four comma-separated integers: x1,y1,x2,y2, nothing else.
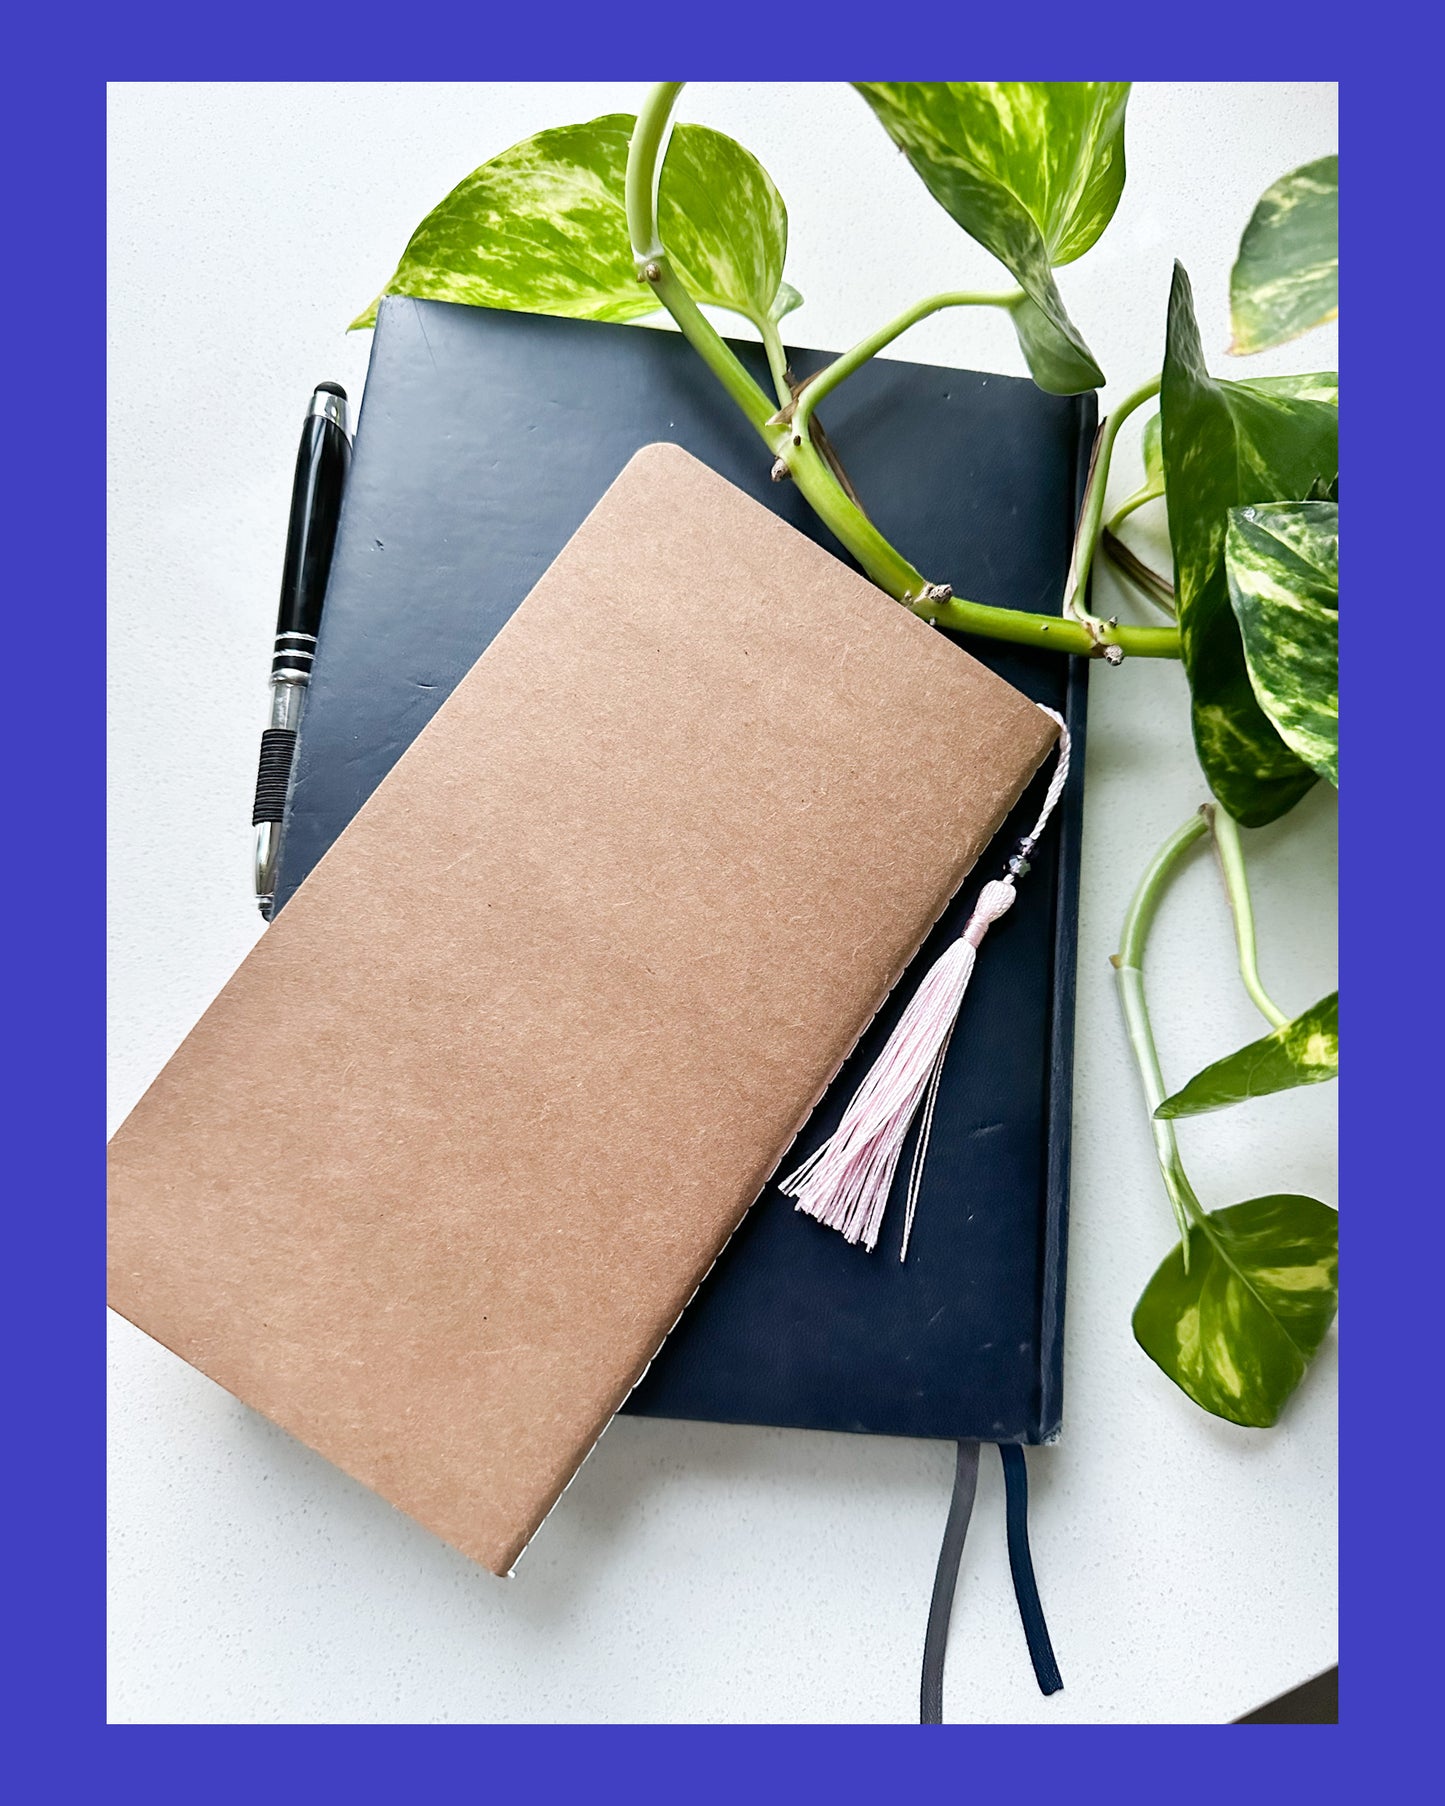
252,728,298,826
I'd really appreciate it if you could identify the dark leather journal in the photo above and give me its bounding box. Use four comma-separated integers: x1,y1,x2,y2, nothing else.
276,295,1092,1445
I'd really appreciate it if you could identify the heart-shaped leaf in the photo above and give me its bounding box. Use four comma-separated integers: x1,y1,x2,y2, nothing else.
1156,992,1338,1119
1161,264,1338,825
352,114,799,334
853,82,1130,393
1229,156,1339,356
1227,501,1339,785
1133,1194,1338,1427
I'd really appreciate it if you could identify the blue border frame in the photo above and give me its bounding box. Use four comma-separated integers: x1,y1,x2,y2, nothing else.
18,4,1410,1781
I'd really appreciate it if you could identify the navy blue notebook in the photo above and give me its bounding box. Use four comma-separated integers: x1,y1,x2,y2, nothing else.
277,296,1091,1445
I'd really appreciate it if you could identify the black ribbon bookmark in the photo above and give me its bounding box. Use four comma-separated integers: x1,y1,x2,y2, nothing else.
919,1442,1063,1722
999,1443,1064,1697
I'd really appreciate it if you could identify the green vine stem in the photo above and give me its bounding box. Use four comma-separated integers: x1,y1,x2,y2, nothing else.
624,83,1181,663
1205,804,1291,1029
1062,376,1161,656
760,319,794,409
1112,809,1211,1250
920,589,1178,654
623,81,685,264
788,288,1022,443
637,255,778,430
1105,488,1156,538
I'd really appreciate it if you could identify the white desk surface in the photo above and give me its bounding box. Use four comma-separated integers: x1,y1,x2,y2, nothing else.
107,81,1338,1724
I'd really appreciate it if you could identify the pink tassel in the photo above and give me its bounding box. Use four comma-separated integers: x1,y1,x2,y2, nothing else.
780,705,1070,1261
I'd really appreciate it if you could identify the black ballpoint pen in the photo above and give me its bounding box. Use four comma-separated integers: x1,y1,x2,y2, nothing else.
252,382,352,919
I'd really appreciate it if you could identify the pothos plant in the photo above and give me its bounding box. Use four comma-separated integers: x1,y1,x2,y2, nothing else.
355,83,1339,1431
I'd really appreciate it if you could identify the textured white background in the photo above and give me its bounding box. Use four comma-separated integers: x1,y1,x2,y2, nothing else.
108,81,1338,1725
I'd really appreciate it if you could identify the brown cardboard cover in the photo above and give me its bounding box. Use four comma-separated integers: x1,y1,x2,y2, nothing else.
108,444,1057,1576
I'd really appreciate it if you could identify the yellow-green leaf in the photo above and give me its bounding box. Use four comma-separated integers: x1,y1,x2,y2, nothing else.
1133,1194,1338,1427
650,120,795,330
853,82,1131,393
1229,156,1338,356
1161,264,1338,825
1156,992,1338,1118
352,114,799,334
1227,502,1339,785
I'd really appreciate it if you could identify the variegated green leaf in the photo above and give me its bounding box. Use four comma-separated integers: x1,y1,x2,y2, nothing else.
1161,265,1338,825
1133,1194,1338,1427
1226,501,1339,785
1239,372,1339,406
352,115,799,334
648,120,794,330
1156,992,1338,1119
1115,376,1337,527
853,82,1131,393
1229,156,1338,356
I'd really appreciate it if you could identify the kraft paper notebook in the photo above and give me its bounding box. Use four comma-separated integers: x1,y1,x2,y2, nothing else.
275,297,1092,1445
107,444,1058,1577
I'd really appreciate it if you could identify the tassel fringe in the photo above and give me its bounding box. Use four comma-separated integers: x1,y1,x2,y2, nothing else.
780,705,1070,1259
